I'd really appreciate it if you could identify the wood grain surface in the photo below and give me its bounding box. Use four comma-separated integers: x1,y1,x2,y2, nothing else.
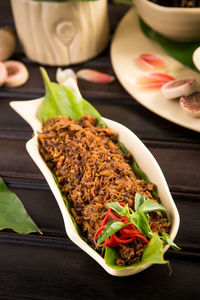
0,1,199,299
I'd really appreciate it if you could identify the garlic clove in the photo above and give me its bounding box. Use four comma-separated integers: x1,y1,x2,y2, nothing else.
136,54,167,71
180,92,200,117
4,60,29,87
161,77,197,99
77,69,115,84
0,62,7,86
56,67,76,85
0,27,16,62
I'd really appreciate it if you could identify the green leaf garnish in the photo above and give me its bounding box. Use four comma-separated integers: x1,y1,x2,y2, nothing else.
140,233,167,265
139,200,166,214
135,193,146,211
161,231,181,251
98,192,178,253
107,202,129,216
0,178,42,234
40,67,105,126
97,221,127,246
128,211,151,237
94,191,170,245
134,193,166,214
104,233,167,270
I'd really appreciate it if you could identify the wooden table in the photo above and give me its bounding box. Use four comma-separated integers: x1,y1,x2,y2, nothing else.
0,1,199,299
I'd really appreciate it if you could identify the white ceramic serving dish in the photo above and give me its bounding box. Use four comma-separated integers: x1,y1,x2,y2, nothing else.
193,47,200,71
134,0,200,42
10,79,180,276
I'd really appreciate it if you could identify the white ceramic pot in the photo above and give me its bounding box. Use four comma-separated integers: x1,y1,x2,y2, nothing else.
134,0,200,42
11,0,109,66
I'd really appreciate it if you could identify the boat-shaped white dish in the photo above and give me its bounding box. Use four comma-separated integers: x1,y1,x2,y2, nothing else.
10,97,180,276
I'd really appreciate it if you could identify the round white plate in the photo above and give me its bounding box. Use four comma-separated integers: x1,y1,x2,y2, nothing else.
111,8,200,133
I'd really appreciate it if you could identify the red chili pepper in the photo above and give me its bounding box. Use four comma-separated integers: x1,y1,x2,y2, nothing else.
93,225,108,247
108,208,123,221
101,213,110,226
113,234,136,244
93,226,119,247
105,234,119,247
93,203,149,248
134,234,149,244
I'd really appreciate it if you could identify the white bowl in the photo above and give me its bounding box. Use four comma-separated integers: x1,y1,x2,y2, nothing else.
193,47,200,71
134,0,200,41
9,96,180,276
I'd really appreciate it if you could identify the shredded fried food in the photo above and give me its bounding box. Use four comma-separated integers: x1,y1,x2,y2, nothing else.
38,115,170,265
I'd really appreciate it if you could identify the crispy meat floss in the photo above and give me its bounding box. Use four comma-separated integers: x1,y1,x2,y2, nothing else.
38,115,170,265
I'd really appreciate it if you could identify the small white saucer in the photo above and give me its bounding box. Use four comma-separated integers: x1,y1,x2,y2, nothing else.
111,8,200,132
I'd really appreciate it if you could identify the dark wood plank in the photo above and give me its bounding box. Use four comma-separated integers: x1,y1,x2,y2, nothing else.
0,184,199,251
0,239,199,300
0,138,199,193
1,95,200,143
0,0,13,25
0,56,128,100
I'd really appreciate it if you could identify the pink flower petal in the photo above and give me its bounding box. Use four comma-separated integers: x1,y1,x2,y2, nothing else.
136,72,175,89
137,54,167,71
77,69,114,84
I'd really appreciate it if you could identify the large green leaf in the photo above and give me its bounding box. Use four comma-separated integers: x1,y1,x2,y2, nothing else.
104,233,167,270
40,68,105,126
140,19,200,71
0,178,42,234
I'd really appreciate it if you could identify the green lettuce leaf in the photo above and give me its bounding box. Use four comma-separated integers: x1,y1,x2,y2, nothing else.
40,68,105,126
0,178,42,234
104,233,167,270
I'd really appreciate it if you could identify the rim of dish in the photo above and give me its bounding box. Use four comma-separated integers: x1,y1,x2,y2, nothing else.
136,0,200,12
